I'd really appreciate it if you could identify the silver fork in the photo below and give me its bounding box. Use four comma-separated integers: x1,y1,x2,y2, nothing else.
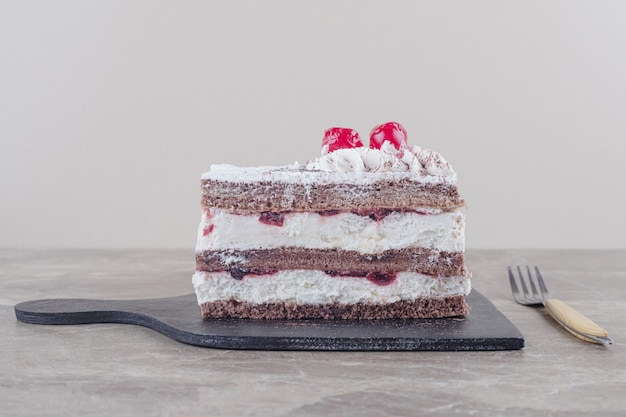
508,266,613,346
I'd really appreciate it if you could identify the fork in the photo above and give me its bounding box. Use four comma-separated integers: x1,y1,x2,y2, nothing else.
508,266,613,346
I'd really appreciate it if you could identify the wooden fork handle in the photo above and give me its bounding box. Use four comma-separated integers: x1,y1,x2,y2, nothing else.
544,299,612,345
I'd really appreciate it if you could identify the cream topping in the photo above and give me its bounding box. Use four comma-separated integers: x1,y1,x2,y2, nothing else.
305,144,455,177
202,145,456,184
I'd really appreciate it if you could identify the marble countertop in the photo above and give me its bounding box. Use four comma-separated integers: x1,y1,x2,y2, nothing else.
1,249,625,416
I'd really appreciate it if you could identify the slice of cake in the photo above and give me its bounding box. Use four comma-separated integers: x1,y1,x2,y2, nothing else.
193,122,471,319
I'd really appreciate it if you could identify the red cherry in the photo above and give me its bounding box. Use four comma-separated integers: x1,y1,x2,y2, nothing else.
369,122,408,151
322,127,363,154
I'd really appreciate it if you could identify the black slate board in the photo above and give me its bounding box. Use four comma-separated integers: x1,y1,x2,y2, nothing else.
14,290,524,351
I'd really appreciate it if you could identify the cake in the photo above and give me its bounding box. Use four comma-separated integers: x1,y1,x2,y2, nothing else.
192,122,471,320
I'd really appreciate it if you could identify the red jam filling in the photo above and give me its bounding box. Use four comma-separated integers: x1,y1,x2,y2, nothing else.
202,224,215,236
317,209,341,216
259,211,285,227
228,268,279,280
324,270,397,286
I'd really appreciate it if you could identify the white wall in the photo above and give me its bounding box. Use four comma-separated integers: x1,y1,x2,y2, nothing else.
2,1,625,249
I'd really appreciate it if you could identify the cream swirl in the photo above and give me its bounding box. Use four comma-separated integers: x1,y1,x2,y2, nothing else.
306,144,455,177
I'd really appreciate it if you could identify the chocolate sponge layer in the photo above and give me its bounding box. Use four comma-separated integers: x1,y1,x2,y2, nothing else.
196,248,466,277
200,295,470,320
202,179,464,213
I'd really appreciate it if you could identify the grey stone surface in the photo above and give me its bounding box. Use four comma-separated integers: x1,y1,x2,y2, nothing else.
1,249,625,416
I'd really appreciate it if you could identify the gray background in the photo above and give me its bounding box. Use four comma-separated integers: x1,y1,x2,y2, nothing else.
2,1,625,249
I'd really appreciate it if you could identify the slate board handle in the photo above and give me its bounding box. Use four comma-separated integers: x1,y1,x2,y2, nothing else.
14,297,157,325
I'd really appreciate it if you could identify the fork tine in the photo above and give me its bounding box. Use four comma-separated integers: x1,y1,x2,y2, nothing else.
516,265,530,298
534,266,550,298
508,266,520,297
526,265,539,298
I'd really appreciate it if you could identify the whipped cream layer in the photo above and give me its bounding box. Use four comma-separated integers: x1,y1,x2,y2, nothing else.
203,144,457,185
197,208,465,254
192,270,471,306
